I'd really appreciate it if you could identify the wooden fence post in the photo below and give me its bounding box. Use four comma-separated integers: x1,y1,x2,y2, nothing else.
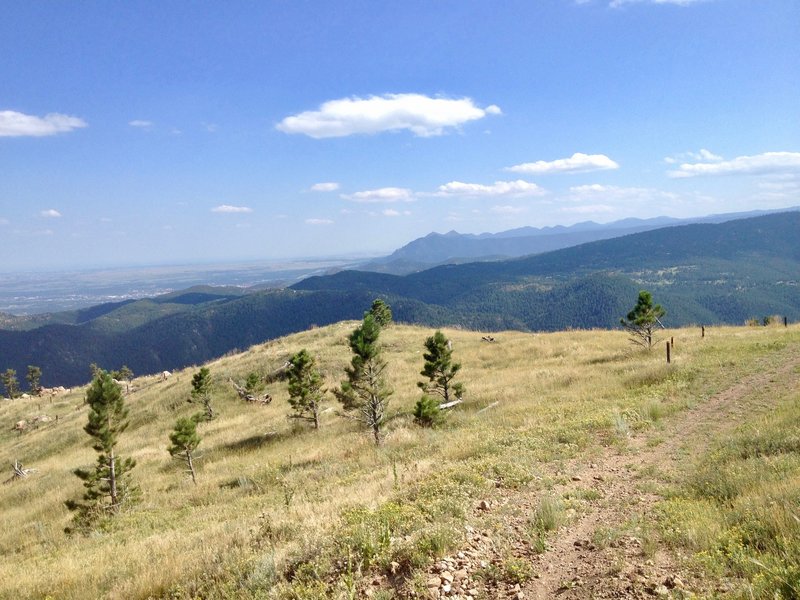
701,326,705,338
666,341,671,364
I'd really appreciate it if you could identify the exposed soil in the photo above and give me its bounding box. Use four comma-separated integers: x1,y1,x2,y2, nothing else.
413,346,800,600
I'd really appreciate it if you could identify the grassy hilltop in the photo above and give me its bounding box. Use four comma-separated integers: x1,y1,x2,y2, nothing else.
1,321,799,599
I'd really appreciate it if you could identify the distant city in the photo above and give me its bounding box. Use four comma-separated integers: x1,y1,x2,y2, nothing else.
0,257,358,314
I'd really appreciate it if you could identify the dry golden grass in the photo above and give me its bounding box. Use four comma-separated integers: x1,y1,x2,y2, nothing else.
0,321,798,599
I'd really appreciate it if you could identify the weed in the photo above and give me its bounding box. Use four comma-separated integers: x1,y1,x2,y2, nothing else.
592,525,623,550
475,556,534,585
531,494,565,533
564,487,602,501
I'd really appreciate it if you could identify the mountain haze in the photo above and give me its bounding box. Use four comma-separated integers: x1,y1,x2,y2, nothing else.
1,211,798,388
360,208,796,274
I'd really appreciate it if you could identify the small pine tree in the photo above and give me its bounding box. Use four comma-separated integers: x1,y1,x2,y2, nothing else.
2,368,20,399
286,349,326,429
189,367,215,420
112,365,134,393
66,371,136,530
26,365,43,396
418,331,464,404
244,371,262,395
89,362,103,380
168,416,201,484
335,315,392,445
413,395,444,427
620,290,666,350
367,298,393,327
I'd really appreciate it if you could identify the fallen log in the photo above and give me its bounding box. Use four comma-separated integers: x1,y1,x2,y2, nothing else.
438,399,463,410
476,401,500,415
229,378,272,404
264,361,293,384
5,460,36,484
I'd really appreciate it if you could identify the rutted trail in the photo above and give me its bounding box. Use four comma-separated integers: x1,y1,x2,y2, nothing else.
419,344,800,600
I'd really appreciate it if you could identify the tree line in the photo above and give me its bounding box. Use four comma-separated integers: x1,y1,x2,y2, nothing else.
16,292,665,533
61,298,466,532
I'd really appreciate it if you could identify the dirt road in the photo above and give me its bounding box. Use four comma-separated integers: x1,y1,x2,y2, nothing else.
418,345,800,600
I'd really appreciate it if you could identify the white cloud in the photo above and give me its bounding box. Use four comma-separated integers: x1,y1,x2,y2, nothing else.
382,209,411,217
506,153,619,175
695,148,723,162
310,182,340,192
490,205,527,214
0,110,87,137
211,205,253,213
436,180,546,197
0,218,9,225
277,93,500,138
341,187,415,203
129,120,153,128
668,151,800,178
40,209,62,218
664,148,722,164
306,218,334,225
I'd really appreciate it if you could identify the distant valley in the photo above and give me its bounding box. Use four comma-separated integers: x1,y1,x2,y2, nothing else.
0,257,359,315
1,210,798,388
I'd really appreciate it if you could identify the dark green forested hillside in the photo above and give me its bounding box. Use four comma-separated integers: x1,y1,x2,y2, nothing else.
1,212,798,388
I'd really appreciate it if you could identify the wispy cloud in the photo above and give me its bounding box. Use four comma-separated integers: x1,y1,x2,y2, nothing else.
40,209,62,218
309,182,340,192
436,180,546,197
277,93,501,138
0,218,9,226
506,153,619,175
211,204,253,213
664,148,722,164
382,208,411,217
341,187,415,203
128,120,153,129
668,151,800,178
306,218,334,225
0,110,87,137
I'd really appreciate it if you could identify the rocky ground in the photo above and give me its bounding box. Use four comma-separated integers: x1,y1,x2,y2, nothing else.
406,351,800,600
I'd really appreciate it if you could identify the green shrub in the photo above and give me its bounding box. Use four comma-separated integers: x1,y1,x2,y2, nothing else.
413,395,443,427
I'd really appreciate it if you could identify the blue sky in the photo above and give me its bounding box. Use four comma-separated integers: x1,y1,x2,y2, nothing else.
1,0,798,270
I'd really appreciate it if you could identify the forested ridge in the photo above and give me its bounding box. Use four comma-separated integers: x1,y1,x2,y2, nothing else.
2,212,798,387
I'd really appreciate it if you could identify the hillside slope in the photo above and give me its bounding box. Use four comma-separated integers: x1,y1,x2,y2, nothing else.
2,212,798,388
295,211,800,326
1,322,798,599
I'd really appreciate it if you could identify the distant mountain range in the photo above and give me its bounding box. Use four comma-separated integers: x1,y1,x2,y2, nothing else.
359,208,798,274
1,210,798,388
